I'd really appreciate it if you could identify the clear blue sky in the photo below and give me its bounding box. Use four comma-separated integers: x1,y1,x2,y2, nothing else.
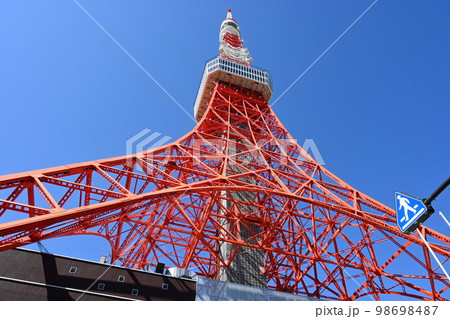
0,0,449,294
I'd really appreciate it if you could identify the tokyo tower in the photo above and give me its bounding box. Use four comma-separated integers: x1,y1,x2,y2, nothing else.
0,9,449,301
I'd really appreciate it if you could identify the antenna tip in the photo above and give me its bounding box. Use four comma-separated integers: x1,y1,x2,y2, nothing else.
226,7,232,19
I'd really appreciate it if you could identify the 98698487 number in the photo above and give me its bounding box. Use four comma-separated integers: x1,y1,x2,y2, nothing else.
375,305,438,316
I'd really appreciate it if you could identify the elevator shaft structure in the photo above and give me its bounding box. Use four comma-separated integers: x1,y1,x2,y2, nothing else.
0,10,449,300
196,9,269,288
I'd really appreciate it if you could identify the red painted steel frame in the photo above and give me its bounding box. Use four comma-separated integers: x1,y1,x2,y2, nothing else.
0,82,449,300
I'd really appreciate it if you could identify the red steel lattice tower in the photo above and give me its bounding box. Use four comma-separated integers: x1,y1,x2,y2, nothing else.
0,9,449,300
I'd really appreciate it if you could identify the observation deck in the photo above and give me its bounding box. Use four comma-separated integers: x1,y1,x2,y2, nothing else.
193,56,273,121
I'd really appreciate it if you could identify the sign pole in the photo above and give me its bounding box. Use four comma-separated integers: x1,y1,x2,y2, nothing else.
423,176,450,206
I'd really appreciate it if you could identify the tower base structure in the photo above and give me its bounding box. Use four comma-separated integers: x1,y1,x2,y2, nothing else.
1,80,448,300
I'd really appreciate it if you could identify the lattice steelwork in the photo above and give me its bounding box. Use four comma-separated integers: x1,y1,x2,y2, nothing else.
0,9,449,300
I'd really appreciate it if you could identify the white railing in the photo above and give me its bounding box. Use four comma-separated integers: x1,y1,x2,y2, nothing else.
194,56,273,118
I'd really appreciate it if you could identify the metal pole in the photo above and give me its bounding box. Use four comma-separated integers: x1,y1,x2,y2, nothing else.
423,176,450,206
417,229,450,282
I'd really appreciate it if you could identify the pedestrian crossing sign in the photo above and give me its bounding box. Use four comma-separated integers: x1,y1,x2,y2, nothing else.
395,192,433,235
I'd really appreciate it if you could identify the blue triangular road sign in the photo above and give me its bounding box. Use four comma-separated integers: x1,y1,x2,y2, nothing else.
395,192,430,234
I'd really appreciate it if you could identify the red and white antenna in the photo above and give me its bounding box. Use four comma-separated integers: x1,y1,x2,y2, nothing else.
219,8,253,66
